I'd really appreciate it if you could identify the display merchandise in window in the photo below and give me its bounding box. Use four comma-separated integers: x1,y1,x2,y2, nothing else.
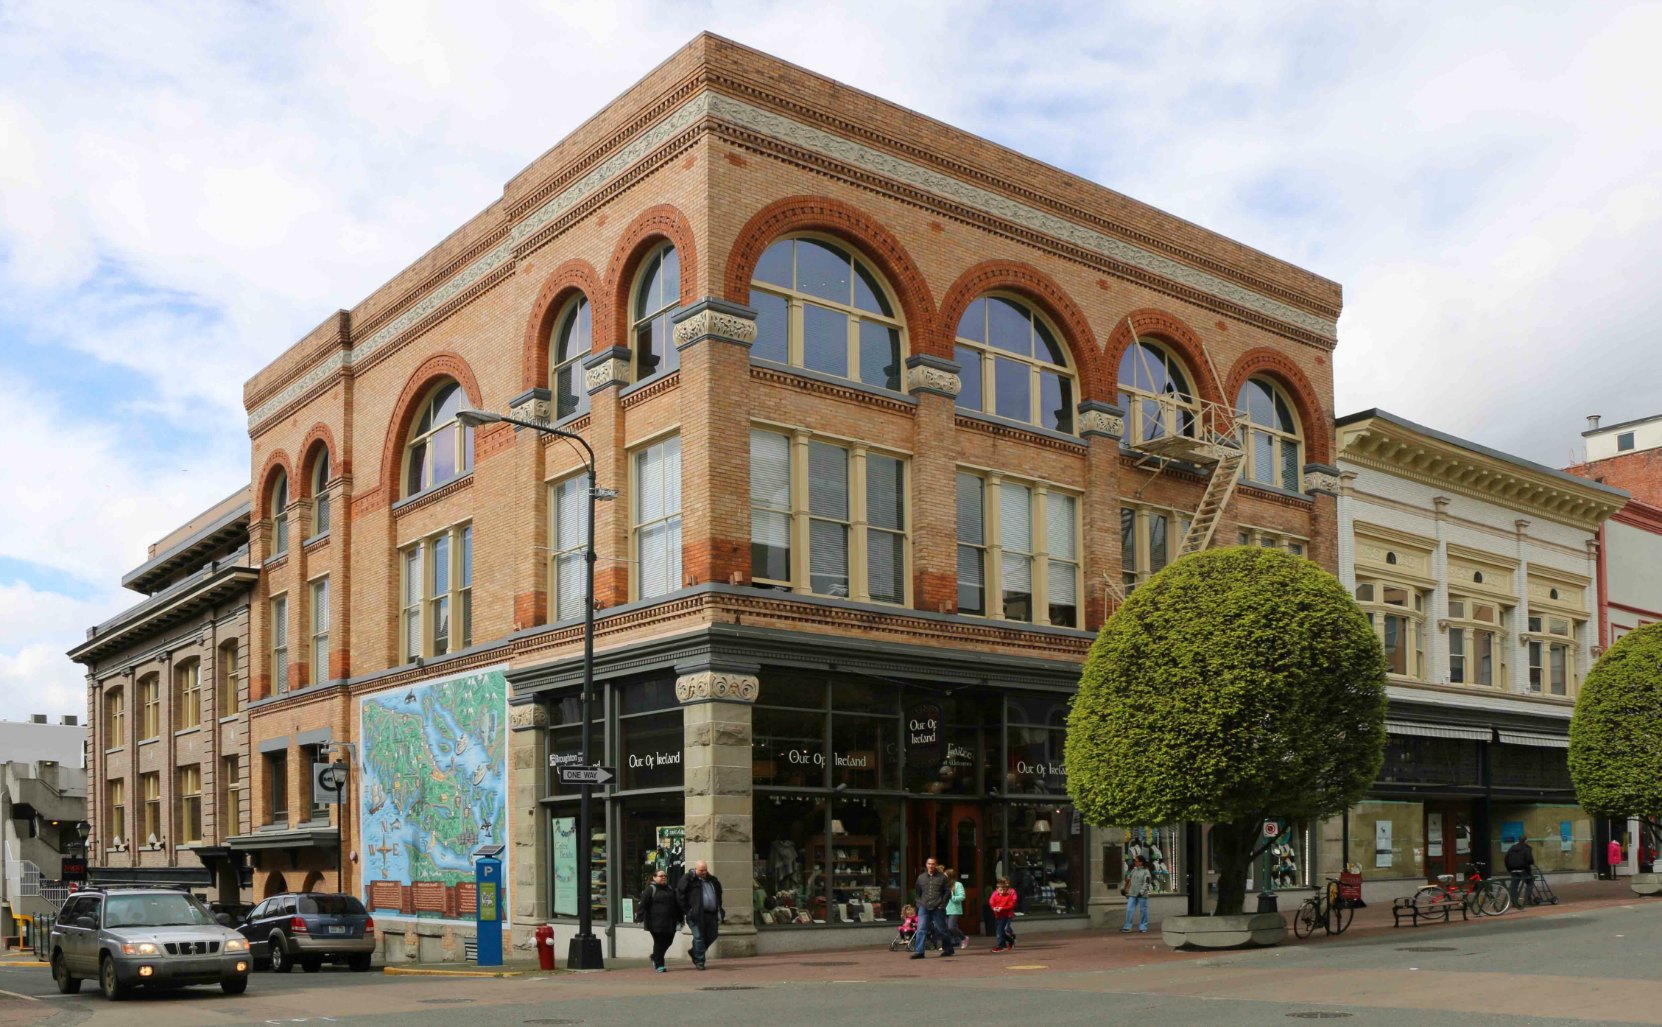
999,804,1084,915
618,796,686,915
754,795,825,925
1102,825,1182,895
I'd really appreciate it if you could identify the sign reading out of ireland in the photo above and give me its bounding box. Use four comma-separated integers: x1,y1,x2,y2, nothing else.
358,665,508,923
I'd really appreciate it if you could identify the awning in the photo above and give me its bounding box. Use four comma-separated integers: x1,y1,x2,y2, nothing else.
1496,730,1570,749
224,827,340,852
1385,720,1491,742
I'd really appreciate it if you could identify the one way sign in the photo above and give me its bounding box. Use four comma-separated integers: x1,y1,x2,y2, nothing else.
557,765,616,786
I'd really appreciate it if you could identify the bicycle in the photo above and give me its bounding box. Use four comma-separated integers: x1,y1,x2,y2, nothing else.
1292,877,1356,939
1412,861,1511,917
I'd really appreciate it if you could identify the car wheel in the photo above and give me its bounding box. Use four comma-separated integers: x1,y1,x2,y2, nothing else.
348,953,372,973
221,976,248,995
99,955,128,1001
301,958,323,973
51,950,81,994
269,934,293,973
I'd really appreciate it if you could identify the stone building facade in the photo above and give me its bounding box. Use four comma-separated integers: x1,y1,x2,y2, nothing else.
235,34,1344,959
70,490,255,903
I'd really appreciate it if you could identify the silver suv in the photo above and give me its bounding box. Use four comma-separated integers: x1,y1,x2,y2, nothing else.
49,888,252,1000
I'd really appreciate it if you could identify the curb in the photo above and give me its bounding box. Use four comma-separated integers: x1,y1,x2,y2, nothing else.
0,960,48,968
382,966,523,978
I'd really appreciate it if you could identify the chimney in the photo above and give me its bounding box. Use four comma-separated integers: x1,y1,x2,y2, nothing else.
1587,414,1602,431
29,714,47,724
60,715,78,726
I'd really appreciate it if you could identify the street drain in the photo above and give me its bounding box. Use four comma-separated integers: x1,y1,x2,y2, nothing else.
701,985,760,991
421,999,472,1005
1396,946,1457,952
1287,1015,1353,1020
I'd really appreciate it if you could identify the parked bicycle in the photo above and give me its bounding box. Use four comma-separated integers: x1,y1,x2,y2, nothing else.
1413,860,1511,917
1293,876,1356,939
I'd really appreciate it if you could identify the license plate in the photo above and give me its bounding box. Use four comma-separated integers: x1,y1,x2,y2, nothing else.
327,926,346,935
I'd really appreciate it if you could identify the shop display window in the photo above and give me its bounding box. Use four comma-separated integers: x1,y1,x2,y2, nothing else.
1377,736,1480,788
620,710,682,791
831,713,896,790
1006,695,1069,795
1101,824,1183,895
755,795,826,926
1346,799,1426,880
1001,803,1083,914
1490,803,1592,874
824,798,902,923
549,812,607,923
753,706,827,788
618,795,686,919
904,693,996,795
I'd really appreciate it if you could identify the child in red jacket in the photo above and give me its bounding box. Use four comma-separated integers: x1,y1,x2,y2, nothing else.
989,877,1018,951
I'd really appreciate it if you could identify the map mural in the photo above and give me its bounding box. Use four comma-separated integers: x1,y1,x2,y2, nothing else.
357,665,508,922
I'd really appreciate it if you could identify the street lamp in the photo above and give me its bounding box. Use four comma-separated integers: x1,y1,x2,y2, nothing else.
455,407,612,970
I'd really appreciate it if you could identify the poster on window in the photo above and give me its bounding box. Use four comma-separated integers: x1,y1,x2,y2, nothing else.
1374,820,1393,868
1501,821,1525,846
553,816,578,917
1560,820,1574,853
1427,813,1444,858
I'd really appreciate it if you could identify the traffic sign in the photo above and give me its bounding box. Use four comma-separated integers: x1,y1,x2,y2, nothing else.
557,765,616,786
1263,819,1280,838
313,761,348,806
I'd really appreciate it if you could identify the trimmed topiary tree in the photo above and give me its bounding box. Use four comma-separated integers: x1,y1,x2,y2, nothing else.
1066,546,1388,917
1569,622,1662,819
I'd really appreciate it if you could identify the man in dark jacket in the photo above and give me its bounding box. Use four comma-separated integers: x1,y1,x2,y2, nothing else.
634,869,682,972
1504,837,1536,907
911,857,956,958
676,860,723,970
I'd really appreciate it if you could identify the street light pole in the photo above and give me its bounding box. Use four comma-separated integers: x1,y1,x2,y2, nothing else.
457,408,610,970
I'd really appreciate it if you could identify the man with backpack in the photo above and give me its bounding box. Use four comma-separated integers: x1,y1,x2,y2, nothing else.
1504,835,1536,907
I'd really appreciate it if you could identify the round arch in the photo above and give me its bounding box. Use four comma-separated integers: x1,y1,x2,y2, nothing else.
604,204,699,353
262,872,289,899
1102,308,1227,409
723,196,939,357
520,258,604,392
375,353,484,502
254,450,294,522
938,260,1105,401
296,424,338,499
1224,347,1331,465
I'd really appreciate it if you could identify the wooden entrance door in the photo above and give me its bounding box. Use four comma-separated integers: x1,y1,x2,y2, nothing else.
1424,802,1473,880
908,801,984,934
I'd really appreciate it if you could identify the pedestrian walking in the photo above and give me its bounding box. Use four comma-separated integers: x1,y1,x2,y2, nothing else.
634,869,682,972
1503,836,1536,907
911,857,956,958
944,867,968,949
1121,854,1152,933
1608,836,1625,879
988,877,1018,952
676,860,724,970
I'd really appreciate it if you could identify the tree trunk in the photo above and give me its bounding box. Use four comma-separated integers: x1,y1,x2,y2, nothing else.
1211,821,1262,917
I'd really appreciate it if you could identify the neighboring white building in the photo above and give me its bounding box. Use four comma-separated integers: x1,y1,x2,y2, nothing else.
1,716,88,948
1584,413,1662,462
1329,410,1627,896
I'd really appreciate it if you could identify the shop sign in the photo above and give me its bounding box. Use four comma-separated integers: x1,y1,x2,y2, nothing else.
627,749,681,771
783,748,872,768
906,703,944,767
1012,758,1066,780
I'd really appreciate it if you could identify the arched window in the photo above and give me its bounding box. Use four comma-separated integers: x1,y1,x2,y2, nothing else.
269,469,289,557
631,244,680,381
404,380,474,497
104,685,126,748
310,449,331,535
173,657,201,730
137,673,160,740
217,639,240,716
954,296,1074,432
550,295,592,420
1116,341,1196,443
1235,377,1302,491
749,236,903,391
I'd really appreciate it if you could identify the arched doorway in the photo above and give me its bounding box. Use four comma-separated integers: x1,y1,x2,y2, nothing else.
300,870,326,894
262,872,289,899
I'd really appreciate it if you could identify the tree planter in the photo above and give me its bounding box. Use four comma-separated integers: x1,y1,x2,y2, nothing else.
1631,872,1662,897
1162,913,1287,950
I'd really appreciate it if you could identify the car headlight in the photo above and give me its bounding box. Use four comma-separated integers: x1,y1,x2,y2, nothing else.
121,942,160,956
223,938,249,952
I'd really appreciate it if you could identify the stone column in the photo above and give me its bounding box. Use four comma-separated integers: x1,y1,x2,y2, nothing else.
676,664,759,957
1078,401,1125,629
1303,462,1342,577
507,698,550,955
673,298,757,588
906,355,961,612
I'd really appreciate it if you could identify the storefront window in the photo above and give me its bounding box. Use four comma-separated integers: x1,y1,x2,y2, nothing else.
755,795,825,926
1003,803,1083,914
1376,736,1481,788
1006,694,1069,795
617,795,686,920
903,693,995,796
1102,824,1183,895
831,714,894,790
753,706,827,788
1347,799,1426,880
549,813,607,922
1491,803,1592,874
828,798,902,922
545,691,605,799
620,710,682,790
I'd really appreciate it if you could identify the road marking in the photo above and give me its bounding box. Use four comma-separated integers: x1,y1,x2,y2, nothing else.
1006,964,1048,970
0,988,39,1002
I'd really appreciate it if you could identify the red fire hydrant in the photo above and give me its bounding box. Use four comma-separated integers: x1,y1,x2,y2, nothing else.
534,924,555,971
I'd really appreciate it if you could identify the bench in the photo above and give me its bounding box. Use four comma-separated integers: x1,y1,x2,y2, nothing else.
1392,892,1469,928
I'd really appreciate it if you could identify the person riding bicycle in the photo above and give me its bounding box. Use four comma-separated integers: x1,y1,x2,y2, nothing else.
1504,837,1537,907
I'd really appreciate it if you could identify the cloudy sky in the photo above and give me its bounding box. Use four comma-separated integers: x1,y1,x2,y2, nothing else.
1,1,1658,723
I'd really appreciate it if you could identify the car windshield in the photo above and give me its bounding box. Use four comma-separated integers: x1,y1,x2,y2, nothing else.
298,895,366,915
104,893,216,928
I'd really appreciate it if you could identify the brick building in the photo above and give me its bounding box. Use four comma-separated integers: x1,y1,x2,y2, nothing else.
1568,414,1662,647
70,489,255,903
231,34,1344,960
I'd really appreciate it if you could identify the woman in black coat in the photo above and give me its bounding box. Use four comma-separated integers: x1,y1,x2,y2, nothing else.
635,869,682,971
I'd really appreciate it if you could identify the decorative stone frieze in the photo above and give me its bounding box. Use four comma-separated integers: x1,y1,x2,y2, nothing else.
507,701,549,731
675,669,760,704
1078,400,1126,441
508,387,551,424
672,297,757,350
1303,462,1341,496
582,347,631,393
903,354,960,398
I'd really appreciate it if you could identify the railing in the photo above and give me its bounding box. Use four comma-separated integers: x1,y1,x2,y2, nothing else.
31,913,56,959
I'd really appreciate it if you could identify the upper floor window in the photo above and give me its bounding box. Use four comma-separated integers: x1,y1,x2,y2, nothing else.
137,673,160,740
404,380,474,497
271,595,289,695
551,296,592,421
549,476,588,622
104,686,125,748
1236,526,1306,558
1236,377,1302,491
1448,597,1506,687
310,449,331,535
1526,614,1579,696
955,296,1074,433
750,429,909,605
176,764,202,845
310,577,330,685
401,523,473,661
1117,341,1196,444
631,244,681,381
217,639,239,716
1618,431,1636,452
633,437,682,600
106,779,126,847
269,469,290,557
173,658,201,730
1121,503,1192,594
959,471,1080,626
750,237,903,391
141,772,161,845
1354,580,1426,678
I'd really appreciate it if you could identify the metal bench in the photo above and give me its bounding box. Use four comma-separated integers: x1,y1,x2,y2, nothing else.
1392,887,1469,928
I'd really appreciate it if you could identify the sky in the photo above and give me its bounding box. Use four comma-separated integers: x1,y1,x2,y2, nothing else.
1,1,1658,724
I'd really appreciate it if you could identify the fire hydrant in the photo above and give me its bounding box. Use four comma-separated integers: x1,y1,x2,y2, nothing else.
534,924,555,971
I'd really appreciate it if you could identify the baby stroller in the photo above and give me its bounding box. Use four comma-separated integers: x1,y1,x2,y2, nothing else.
888,916,939,952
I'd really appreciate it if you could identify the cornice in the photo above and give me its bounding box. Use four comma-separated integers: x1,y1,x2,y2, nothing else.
1339,418,1626,531
1614,499,1662,535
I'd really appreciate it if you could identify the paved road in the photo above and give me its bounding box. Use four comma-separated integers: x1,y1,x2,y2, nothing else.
6,900,1662,1026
